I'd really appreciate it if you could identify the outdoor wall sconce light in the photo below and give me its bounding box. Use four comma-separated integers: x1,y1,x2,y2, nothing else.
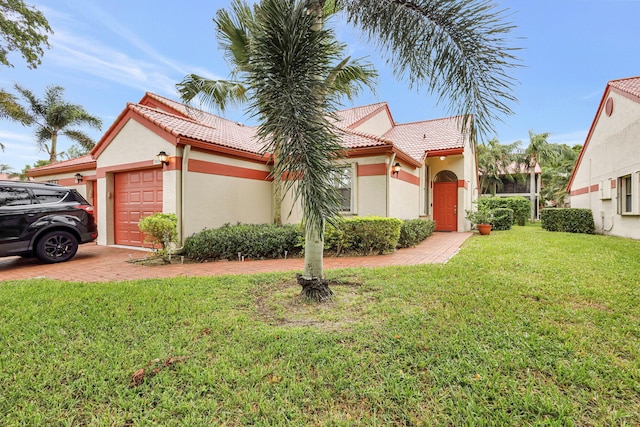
439,155,447,161
74,173,83,184
392,162,401,176
157,151,169,166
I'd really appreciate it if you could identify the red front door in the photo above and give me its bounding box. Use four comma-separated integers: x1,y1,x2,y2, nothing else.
433,182,458,231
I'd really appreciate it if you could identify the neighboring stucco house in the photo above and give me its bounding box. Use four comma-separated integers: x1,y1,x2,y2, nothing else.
568,76,640,239
28,93,479,247
480,161,543,213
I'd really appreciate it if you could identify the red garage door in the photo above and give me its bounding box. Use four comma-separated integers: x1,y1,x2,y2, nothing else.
114,169,163,246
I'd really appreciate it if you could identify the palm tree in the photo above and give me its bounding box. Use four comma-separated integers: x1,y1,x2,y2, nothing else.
180,0,519,301
6,84,102,162
177,0,377,226
540,143,579,207
1,88,30,152
522,131,559,219
477,138,522,195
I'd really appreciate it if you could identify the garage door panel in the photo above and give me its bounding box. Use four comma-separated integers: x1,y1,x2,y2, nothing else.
142,190,156,202
114,169,163,247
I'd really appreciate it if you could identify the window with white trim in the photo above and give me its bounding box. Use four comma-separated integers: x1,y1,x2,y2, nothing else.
332,165,356,213
618,173,639,215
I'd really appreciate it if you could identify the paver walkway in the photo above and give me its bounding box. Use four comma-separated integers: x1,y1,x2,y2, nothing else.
0,232,472,283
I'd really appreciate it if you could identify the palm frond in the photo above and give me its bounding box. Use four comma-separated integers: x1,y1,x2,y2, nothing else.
339,0,520,139
326,56,378,100
250,0,345,233
215,0,255,73
62,130,96,151
176,74,248,111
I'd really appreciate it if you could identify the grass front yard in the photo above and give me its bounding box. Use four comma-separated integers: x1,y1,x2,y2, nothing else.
1,225,639,425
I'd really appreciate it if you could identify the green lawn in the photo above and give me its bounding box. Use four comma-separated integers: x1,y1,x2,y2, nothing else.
1,225,639,426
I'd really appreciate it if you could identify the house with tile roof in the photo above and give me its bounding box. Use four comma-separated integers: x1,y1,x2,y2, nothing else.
28,93,479,247
480,161,543,213
568,76,640,239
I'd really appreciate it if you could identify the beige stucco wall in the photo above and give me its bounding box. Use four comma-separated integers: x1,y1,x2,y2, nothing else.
182,150,273,238
388,161,420,219
31,168,95,201
280,157,390,225
351,109,393,136
570,90,640,239
95,119,178,246
97,120,176,169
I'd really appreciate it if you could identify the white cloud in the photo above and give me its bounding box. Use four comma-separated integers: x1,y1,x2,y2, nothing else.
550,130,588,146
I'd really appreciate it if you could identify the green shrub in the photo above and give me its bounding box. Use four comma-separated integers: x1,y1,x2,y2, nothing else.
478,196,530,226
184,223,302,261
138,213,178,262
398,219,436,248
491,208,514,231
541,208,595,234
324,217,402,256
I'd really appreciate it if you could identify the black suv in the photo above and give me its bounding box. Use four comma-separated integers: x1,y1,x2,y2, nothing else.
0,180,97,263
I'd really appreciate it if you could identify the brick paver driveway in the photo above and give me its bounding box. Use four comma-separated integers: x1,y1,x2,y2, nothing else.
0,232,472,282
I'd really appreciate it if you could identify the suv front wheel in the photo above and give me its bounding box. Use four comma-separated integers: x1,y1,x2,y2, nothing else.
35,230,79,264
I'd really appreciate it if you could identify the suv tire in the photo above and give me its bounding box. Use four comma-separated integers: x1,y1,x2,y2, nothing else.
35,230,79,264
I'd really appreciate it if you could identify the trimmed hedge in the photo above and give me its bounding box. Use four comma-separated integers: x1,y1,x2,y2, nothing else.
325,216,402,256
184,217,432,262
398,219,436,248
541,208,595,234
491,208,514,231
183,223,302,261
478,196,530,226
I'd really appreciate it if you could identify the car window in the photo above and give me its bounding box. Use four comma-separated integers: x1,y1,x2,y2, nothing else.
0,186,33,207
31,187,68,204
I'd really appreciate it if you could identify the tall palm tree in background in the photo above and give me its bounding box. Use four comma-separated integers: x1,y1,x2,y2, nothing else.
179,0,519,301
477,138,522,195
5,84,102,162
522,130,559,219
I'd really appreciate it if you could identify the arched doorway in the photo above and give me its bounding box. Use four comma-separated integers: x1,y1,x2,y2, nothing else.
433,170,458,231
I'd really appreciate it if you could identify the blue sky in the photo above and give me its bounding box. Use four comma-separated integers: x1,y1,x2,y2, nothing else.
1,0,639,172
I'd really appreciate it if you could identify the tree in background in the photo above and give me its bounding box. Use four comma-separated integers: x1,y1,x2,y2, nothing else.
540,143,580,207
477,138,522,195
180,0,519,301
520,131,560,219
7,159,50,181
0,0,52,69
0,88,31,152
3,84,102,163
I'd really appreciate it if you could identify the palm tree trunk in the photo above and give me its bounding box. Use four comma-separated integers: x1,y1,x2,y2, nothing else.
529,166,536,220
273,178,283,225
49,132,58,162
295,0,333,302
298,222,333,301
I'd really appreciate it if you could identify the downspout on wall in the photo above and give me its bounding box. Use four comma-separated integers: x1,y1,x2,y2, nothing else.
386,153,396,217
180,143,191,245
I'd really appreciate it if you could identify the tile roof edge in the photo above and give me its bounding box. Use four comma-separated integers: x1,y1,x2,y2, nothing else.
340,127,394,145
131,103,218,134
26,155,96,173
393,114,467,127
144,92,253,128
